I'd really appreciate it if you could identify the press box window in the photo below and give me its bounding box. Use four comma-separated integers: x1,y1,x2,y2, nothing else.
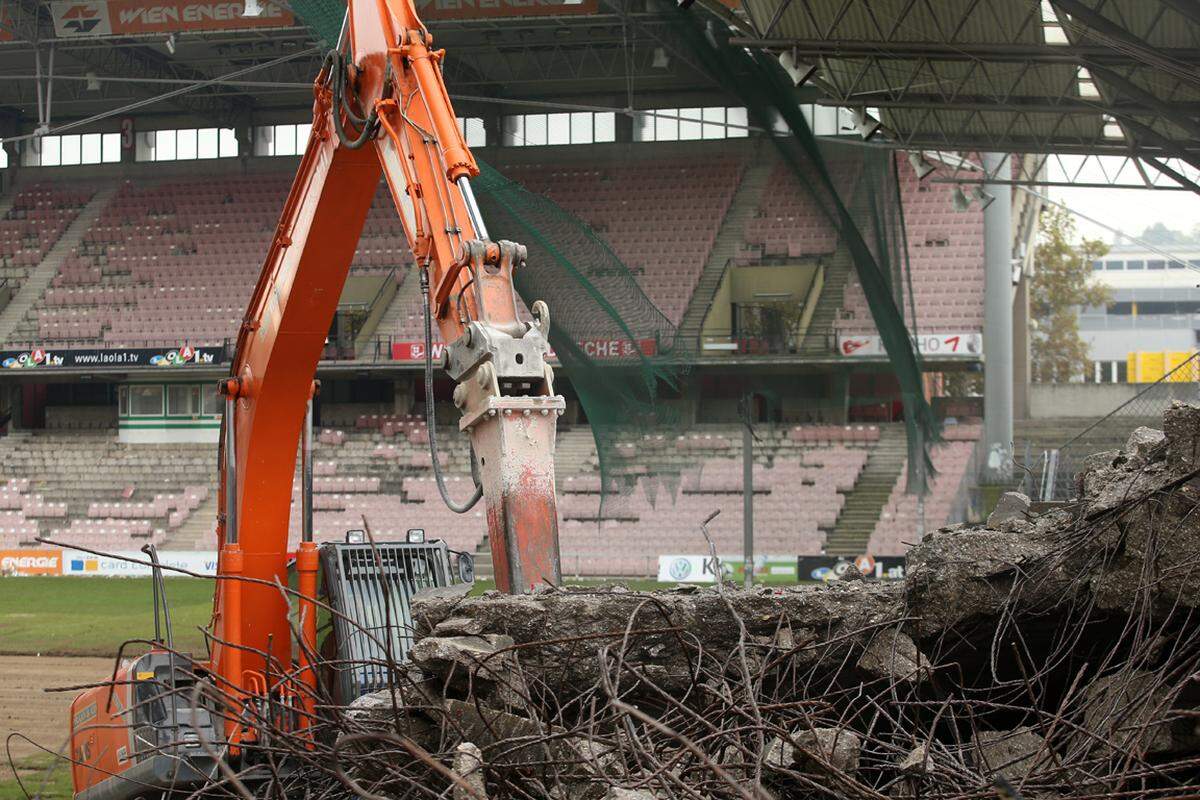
202,387,222,417
167,385,202,417
128,385,164,416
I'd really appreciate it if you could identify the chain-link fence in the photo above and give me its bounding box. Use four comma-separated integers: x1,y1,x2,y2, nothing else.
1022,353,1200,500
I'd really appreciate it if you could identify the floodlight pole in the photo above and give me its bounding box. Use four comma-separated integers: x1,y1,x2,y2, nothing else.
982,152,1014,483
742,401,754,590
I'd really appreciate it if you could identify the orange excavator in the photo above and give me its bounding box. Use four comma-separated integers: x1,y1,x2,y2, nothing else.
67,2,563,797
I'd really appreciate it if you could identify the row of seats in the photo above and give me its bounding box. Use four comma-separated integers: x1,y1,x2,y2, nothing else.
11,176,409,349
836,157,985,333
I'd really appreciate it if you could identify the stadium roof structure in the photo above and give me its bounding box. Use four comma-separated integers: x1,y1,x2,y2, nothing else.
0,2,716,131
718,0,1200,190
0,1,1197,190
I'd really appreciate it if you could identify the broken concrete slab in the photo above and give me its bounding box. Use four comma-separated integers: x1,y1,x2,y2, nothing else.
410,634,516,682
986,491,1030,527
857,628,932,684
1164,401,1200,472
970,726,1047,783
451,743,487,800
1125,426,1166,465
793,727,861,776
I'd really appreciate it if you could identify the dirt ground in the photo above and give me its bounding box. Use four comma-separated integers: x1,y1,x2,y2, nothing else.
0,656,113,761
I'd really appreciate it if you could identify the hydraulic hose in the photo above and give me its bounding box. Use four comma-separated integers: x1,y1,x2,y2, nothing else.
420,267,483,513
327,50,377,150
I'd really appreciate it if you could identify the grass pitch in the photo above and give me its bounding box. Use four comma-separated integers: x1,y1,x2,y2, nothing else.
0,575,669,657
0,577,214,657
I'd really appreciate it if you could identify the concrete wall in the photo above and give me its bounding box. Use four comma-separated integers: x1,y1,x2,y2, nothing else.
1029,384,1139,418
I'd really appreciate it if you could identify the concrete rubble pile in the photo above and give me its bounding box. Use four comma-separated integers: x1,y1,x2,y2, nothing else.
310,403,1200,800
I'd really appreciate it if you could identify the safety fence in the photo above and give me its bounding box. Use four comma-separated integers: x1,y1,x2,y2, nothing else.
1022,352,1200,501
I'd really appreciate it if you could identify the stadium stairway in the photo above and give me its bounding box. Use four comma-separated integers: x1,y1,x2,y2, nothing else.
366,266,421,357
0,185,116,344
800,249,852,355
161,493,217,550
824,424,906,555
554,427,598,477
0,193,18,294
677,160,775,346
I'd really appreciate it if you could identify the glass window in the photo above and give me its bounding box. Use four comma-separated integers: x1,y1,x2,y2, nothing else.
118,386,130,416
1106,260,1123,270
201,386,222,417
1148,259,1166,270
167,385,202,417
458,117,486,148
502,115,524,147
594,112,616,143
727,106,749,138
657,110,679,141
702,106,725,139
546,113,570,145
80,134,102,164
1091,260,1103,271
524,115,547,146
102,133,120,163
197,128,218,159
219,128,238,157
136,127,236,161
40,136,61,167
570,112,591,143
156,131,177,161
1126,260,1144,270
128,385,164,416
1170,259,1187,270
176,128,197,161
59,135,81,165
678,108,703,140
136,131,156,162
276,124,296,156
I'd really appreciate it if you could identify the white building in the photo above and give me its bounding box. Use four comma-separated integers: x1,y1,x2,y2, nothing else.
1082,243,1200,382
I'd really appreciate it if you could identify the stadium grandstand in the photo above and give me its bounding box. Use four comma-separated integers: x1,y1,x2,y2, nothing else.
0,0,1196,581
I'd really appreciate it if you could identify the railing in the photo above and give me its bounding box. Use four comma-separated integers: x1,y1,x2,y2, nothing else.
699,327,838,356
1021,352,1200,501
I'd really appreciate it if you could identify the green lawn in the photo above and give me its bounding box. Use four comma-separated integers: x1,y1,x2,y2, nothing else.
0,757,73,800
0,576,674,657
0,577,214,657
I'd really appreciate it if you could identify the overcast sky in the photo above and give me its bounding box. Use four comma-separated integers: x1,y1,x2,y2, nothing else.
1043,157,1200,246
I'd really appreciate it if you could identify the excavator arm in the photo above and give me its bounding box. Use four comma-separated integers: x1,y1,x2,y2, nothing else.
210,0,563,734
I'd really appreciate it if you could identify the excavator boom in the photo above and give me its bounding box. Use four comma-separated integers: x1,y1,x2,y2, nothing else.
209,0,563,743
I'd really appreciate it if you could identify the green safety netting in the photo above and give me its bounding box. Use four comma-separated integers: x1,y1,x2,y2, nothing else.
288,0,692,514
288,1,933,508
661,2,938,490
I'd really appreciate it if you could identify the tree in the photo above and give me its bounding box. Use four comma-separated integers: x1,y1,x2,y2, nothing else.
1031,207,1110,383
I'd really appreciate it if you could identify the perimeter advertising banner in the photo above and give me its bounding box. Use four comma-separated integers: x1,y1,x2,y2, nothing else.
391,337,657,363
50,1,293,37
837,332,983,358
416,0,597,20
0,345,225,370
61,550,218,577
656,554,799,585
0,549,64,576
797,554,907,582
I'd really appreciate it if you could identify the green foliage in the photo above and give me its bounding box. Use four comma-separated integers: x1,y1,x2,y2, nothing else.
1139,221,1200,246
1031,208,1111,383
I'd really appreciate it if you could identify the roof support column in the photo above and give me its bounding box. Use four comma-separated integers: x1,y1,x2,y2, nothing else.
982,152,1014,484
